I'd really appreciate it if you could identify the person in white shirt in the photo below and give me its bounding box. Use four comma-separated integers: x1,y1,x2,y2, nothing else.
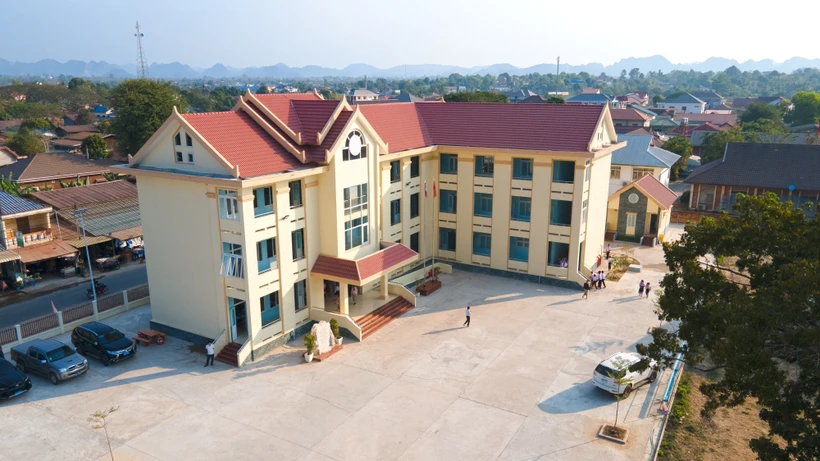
463,306,471,327
205,341,215,367
590,272,598,290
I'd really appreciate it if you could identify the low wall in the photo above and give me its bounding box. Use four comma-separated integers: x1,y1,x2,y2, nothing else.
309,308,362,340
387,283,417,307
391,262,453,287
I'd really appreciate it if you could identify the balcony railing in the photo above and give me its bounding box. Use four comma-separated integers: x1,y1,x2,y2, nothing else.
5,228,53,249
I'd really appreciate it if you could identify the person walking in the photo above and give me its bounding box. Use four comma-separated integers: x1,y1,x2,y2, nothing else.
463,306,471,327
590,271,598,290
599,270,606,289
204,341,215,367
638,280,645,298
644,282,652,299
605,244,611,260
582,280,590,299
351,285,358,305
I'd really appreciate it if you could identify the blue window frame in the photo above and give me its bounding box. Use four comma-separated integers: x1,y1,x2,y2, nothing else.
390,199,401,225
256,238,276,274
291,229,304,261
253,186,274,217
474,156,494,177
440,190,457,213
260,291,280,326
509,237,529,262
548,242,570,267
511,196,531,222
410,156,420,178
472,232,491,256
440,154,458,174
550,199,572,226
439,228,456,251
513,158,533,180
390,161,401,183
410,193,419,218
474,193,493,217
553,160,575,183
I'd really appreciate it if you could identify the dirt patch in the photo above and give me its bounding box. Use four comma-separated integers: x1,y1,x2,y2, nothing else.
660,371,772,460
606,255,640,282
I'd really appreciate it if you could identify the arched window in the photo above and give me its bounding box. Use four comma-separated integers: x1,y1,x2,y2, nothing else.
342,130,367,161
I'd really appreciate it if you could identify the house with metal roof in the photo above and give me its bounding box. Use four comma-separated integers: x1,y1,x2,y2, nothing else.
656,93,707,114
0,152,117,191
609,134,680,195
112,90,624,366
684,143,820,216
567,92,619,107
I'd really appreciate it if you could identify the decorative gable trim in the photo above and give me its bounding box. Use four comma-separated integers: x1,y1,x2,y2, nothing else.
323,106,390,163
236,98,307,164
242,91,303,145
316,98,351,145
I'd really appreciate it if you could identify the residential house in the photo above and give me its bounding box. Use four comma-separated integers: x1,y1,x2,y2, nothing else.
606,174,677,245
685,143,820,215
112,91,622,366
609,134,680,195
520,95,547,104
55,124,100,137
51,132,117,153
62,113,78,126
615,95,645,107
567,92,619,107
0,152,117,191
0,147,20,166
649,117,680,133
732,96,789,110
656,93,707,114
610,108,652,133
92,105,115,120
670,121,723,139
347,89,379,102
628,91,650,106
690,91,725,109
504,89,538,103
672,112,737,126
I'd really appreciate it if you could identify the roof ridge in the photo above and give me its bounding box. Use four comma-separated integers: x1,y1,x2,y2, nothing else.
636,172,677,194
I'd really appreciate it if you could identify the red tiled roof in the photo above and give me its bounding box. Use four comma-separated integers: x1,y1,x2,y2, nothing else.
311,243,418,283
610,108,652,122
305,110,353,163
359,103,433,153
181,110,306,178
252,93,324,139
289,100,341,143
633,174,678,208
692,123,722,132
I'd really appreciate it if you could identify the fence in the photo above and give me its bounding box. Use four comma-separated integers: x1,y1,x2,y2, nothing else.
0,283,151,347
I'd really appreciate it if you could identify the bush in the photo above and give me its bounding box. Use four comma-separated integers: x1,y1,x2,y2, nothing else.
304,333,316,355
670,373,691,425
329,318,340,338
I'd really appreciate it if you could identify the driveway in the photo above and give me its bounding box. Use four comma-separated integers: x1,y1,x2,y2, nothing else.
2,266,671,461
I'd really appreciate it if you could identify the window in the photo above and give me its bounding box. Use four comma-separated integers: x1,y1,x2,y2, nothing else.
548,241,570,267
584,167,590,182
513,158,533,180
439,228,456,251
472,232,491,256
440,190,457,213
176,151,183,162
343,183,369,250
289,180,302,208
511,196,531,222
185,133,192,147
582,199,588,224
294,280,307,311
218,189,239,220
474,193,493,218
291,229,304,261
256,238,276,274
253,187,274,217
390,161,401,183
553,160,575,183
550,199,572,226
220,242,243,278
410,156,420,178
174,133,181,146
440,154,458,174
632,168,653,181
474,156,494,177
410,232,419,253
410,193,419,219
342,130,367,161
260,291,280,326
610,166,621,179
509,237,529,262
390,199,401,225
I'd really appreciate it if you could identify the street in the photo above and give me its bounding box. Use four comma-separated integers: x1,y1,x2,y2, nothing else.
0,265,148,328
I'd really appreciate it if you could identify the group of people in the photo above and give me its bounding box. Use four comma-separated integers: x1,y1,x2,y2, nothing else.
582,270,607,299
638,280,652,298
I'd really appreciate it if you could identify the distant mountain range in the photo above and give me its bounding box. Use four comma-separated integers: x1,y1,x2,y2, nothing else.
2,55,820,80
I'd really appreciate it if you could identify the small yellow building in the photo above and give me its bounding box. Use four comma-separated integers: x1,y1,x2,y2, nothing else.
113,92,622,365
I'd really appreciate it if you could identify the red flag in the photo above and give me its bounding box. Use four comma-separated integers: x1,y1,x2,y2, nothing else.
433,181,437,198
51,301,58,314
424,181,428,198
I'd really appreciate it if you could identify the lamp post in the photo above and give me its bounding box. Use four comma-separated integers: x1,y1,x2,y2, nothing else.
74,208,96,302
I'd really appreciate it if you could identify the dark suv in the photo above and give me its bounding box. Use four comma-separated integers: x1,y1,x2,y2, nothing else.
71,322,136,366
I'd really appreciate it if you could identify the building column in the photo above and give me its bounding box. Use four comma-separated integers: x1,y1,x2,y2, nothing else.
380,274,388,300
339,281,349,316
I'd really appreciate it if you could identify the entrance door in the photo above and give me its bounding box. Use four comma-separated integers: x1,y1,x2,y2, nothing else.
228,298,247,342
649,214,659,234
625,212,637,235
229,304,237,341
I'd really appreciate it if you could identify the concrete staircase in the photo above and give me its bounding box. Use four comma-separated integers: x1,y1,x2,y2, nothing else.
358,297,414,339
215,342,242,367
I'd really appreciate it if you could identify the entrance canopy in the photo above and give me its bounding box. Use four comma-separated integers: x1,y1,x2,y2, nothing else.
311,242,418,285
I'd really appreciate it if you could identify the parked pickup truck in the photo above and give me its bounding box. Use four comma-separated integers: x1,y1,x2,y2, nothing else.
11,339,89,385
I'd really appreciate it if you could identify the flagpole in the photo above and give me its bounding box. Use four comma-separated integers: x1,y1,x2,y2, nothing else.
423,181,427,284
431,181,436,280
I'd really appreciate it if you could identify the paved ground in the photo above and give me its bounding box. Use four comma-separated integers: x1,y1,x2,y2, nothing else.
0,264,147,328
2,255,673,461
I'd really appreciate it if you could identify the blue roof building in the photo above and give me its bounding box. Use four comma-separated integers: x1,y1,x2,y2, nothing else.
609,134,680,195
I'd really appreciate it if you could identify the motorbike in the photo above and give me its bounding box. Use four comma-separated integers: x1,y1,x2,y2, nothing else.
86,280,109,299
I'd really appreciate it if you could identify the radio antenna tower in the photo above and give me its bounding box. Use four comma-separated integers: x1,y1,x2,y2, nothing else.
135,22,148,79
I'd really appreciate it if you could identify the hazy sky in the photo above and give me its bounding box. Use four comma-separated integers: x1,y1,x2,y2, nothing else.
4,0,817,69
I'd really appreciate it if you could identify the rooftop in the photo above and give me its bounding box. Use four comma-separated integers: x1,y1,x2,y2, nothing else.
612,134,680,168
610,108,652,122
661,93,706,105
0,191,48,216
0,152,117,183
31,180,137,209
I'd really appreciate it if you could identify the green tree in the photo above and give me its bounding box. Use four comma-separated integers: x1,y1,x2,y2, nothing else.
6,128,46,155
700,125,746,163
740,102,783,125
546,96,565,104
75,108,92,125
81,134,110,159
110,80,182,156
638,193,820,461
742,118,789,135
662,136,692,180
785,91,820,126
444,91,508,103
68,77,88,90
0,173,34,196
20,117,53,131
256,85,270,94
97,120,112,134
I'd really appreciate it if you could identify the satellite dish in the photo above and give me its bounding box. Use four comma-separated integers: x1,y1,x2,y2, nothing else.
788,184,796,191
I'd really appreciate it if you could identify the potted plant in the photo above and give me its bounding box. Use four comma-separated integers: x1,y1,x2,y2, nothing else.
414,277,426,293
330,319,342,345
304,333,316,363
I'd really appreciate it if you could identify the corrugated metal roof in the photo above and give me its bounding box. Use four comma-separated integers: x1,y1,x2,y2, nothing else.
0,191,48,216
612,135,680,168
56,197,141,238
31,180,137,209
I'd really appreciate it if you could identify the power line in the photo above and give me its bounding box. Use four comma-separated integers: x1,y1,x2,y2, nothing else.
135,22,148,79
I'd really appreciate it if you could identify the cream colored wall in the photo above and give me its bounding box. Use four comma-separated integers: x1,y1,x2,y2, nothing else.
137,176,228,348
583,154,611,272
608,166,668,195
137,121,231,177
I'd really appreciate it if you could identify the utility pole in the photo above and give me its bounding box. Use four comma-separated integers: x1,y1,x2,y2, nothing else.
135,22,148,79
74,208,97,302
556,56,560,76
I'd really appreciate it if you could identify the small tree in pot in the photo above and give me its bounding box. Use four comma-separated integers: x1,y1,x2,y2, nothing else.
304,333,316,363
330,318,343,345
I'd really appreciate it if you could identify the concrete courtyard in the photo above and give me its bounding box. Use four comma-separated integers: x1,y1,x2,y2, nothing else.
1,254,672,461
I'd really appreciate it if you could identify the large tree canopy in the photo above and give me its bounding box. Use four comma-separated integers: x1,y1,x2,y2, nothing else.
80,134,110,159
701,125,746,163
110,80,183,156
6,128,46,156
662,136,692,180
785,91,820,126
740,101,783,125
444,91,508,103
639,193,820,461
